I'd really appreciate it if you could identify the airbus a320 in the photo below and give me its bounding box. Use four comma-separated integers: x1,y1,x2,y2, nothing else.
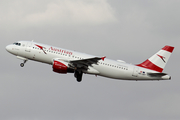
6,41,174,82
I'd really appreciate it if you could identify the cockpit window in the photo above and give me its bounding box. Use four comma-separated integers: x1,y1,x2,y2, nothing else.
13,42,21,46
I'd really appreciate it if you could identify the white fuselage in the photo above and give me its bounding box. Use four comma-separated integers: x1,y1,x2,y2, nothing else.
6,41,171,81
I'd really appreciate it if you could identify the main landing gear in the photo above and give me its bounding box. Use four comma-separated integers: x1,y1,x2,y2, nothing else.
74,70,83,82
20,60,27,67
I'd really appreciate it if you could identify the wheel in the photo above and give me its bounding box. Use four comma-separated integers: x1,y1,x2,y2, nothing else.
20,63,24,67
76,71,83,82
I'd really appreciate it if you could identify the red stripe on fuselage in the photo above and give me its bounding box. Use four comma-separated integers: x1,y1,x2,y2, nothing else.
162,46,174,53
136,59,163,72
35,44,44,50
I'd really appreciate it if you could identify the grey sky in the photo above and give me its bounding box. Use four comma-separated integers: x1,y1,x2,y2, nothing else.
1,0,180,120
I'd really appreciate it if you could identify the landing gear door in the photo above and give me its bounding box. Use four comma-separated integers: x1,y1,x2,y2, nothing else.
25,42,32,52
132,67,139,77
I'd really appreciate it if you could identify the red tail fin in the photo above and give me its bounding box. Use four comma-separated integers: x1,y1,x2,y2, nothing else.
136,45,174,72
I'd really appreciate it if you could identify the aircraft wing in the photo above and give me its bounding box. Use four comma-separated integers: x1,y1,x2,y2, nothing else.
69,56,106,70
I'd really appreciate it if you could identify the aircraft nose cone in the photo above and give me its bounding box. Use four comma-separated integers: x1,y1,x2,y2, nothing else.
6,45,11,52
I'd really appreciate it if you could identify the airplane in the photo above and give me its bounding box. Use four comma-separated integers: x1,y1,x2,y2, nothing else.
6,41,174,82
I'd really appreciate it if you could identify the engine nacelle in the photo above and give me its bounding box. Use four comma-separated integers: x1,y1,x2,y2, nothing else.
53,60,74,74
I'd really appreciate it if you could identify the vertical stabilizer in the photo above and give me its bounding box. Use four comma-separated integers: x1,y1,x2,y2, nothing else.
137,45,174,72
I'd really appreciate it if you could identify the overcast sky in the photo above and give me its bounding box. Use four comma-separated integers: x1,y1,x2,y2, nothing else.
1,0,180,120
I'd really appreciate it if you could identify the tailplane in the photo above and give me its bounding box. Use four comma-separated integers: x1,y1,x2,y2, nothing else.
137,45,174,72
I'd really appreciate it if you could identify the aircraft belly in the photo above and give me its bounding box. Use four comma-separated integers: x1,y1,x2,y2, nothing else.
33,53,52,64
94,65,132,79
85,67,100,74
93,65,166,80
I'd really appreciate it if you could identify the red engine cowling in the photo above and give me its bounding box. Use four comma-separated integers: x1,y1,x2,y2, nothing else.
53,60,68,74
52,60,74,74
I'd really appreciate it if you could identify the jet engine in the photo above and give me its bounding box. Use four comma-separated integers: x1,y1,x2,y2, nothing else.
52,60,74,74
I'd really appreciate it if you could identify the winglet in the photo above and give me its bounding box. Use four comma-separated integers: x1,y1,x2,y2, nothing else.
101,56,106,61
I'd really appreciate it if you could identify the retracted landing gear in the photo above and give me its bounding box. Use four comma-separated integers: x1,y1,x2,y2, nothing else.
74,70,83,82
20,60,27,67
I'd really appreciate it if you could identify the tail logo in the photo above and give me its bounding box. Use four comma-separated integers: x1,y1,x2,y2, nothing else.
157,54,166,63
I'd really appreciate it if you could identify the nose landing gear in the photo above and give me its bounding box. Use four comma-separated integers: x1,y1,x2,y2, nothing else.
16,56,28,67
20,63,24,67
20,60,27,67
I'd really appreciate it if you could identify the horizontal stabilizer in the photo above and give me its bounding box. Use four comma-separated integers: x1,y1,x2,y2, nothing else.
147,73,167,77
